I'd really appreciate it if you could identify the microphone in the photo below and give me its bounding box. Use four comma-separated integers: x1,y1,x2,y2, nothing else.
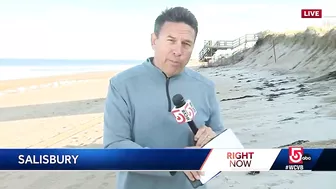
171,94,198,135
172,95,248,188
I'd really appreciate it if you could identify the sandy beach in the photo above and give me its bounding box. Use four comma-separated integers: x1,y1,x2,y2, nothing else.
1,28,336,189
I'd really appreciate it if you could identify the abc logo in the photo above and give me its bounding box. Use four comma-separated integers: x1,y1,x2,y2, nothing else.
302,154,312,161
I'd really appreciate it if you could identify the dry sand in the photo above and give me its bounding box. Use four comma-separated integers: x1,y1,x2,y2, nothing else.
0,71,117,189
1,27,336,189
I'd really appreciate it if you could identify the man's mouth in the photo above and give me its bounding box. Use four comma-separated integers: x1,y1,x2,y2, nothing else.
169,60,180,64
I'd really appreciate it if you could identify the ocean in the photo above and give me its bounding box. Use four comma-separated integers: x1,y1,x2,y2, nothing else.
0,59,142,81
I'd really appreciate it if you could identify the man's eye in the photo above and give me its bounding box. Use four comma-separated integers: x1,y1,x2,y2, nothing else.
183,42,191,47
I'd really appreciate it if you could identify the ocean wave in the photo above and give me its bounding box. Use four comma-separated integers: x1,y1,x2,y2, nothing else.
0,79,91,97
0,64,135,81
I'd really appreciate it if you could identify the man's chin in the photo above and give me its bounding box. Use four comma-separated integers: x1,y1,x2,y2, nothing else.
167,68,183,77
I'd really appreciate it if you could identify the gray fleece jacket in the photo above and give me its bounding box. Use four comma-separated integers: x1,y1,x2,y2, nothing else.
103,57,225,189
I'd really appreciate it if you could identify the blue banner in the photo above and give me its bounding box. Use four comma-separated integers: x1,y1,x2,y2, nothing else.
1,148,335,171
0,149,211,170
271,148,328,171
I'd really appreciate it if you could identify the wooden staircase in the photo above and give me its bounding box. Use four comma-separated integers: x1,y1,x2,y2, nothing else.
199,34,259,62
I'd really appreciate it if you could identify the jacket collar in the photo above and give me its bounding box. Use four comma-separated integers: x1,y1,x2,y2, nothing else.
143,57,185,79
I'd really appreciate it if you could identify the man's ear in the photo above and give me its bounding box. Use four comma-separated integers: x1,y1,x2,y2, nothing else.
151,33,157,49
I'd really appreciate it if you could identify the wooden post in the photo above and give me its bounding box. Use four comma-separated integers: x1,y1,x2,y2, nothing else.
245,36,247,46
272,39,277,63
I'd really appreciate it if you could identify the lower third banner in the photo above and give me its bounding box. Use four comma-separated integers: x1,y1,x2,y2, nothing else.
0,148,335,171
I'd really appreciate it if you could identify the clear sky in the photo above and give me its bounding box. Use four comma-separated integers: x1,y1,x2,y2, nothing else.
0,0,334,60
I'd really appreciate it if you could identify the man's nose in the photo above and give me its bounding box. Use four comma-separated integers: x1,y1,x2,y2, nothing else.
172,43,182,56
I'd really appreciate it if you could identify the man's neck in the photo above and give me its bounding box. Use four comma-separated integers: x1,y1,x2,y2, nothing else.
150,57,169,77
149,57,183,78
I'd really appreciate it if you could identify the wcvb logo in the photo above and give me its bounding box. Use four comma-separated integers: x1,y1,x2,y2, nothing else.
288,147,312,164
171,100,197,123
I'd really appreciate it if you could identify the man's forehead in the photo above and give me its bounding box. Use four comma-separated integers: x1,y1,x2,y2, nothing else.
167,34,194,43
160,22,195,39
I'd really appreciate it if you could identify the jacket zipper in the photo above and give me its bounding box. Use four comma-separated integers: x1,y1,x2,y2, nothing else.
163,72,172,112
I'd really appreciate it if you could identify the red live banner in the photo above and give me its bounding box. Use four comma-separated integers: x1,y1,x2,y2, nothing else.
301,9,322,18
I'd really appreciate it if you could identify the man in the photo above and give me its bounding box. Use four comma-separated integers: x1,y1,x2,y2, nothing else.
103,6,225,189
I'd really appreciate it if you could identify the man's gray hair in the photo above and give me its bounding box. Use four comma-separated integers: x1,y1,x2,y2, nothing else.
154,7,198,38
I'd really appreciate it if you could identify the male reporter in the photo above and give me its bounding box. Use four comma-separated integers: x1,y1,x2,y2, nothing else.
103,7,225,189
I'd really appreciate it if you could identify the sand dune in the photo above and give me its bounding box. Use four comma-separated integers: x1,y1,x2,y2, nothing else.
211,27,336,76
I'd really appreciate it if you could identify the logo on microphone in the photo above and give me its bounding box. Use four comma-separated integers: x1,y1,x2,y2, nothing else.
171,100,197,123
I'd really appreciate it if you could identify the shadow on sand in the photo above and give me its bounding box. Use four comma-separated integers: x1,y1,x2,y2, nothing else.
64,143,103,149
0,98,105,122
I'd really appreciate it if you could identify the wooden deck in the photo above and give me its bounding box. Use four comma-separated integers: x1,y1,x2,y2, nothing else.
199,34,259,61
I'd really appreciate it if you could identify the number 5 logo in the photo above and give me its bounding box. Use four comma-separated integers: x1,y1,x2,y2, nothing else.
185,100,197,120
171,109,186,123
288,147,303,164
